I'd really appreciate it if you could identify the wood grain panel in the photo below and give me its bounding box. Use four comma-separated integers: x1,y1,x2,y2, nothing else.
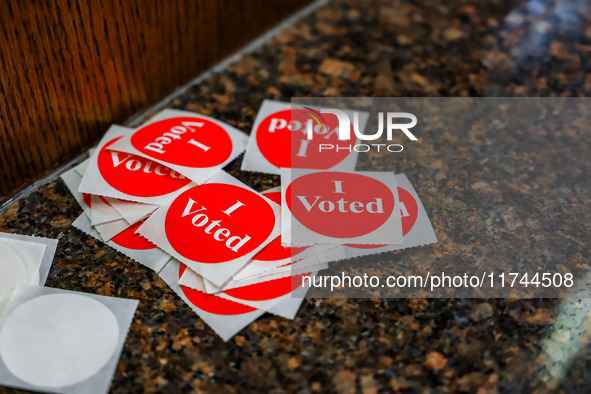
0,0,310,203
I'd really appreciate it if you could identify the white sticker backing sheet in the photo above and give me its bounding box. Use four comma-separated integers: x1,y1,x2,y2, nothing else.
0,232,58,291
90,195,123,226
281,169,403,246
72,214,170,274
203,262,326,294
241,100,369,175
107,109,248,185
339,173,438,259
179,256,327,295
0,285,137,394
93,218,131,242
61,164,91,218
106,198,158,226
215,271,316,313
78,125,193,205
137,171,281,287
230,252,323,282
74,155,91,177
0,232,58,319
171,261,313,325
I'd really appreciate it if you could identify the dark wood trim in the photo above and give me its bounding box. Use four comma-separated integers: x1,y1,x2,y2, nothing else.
0,0,311,203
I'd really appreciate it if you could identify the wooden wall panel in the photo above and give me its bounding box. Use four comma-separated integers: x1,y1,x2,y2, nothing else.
0,0,310,203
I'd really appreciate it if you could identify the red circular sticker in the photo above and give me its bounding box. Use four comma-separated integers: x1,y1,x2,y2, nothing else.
178,264,255,315
256,109,354,169
165,183,276,263
398,187,418,236
254,191,307,261
224,273,308,301
286,172,395,239
98,137,190,197
111,220,156,250
345,186,419,249
82,193,92,208
130,117,233,167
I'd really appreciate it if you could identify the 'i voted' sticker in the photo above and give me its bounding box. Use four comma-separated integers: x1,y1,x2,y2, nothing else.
98,137,191,197
137,171,281,287
106,109,248,185
241,100,368,175
281,169,403,246
79,125,192,205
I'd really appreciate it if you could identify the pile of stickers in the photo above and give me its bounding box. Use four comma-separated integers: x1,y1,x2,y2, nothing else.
0,233,138,394
62,100,437,341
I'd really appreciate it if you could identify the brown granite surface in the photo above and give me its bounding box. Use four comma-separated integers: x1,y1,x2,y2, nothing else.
1,0,591,392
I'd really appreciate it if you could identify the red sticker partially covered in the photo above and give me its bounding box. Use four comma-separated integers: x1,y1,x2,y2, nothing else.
179,264,255,315
82,193,92,208
111,220,156,250
130,117,233,167
256,108,352,169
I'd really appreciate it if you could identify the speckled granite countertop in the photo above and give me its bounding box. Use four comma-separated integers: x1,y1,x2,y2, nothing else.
2,0,591,392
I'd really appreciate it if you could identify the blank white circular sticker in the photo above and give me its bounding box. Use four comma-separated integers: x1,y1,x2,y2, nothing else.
0,293,120,388
0,242,28,287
